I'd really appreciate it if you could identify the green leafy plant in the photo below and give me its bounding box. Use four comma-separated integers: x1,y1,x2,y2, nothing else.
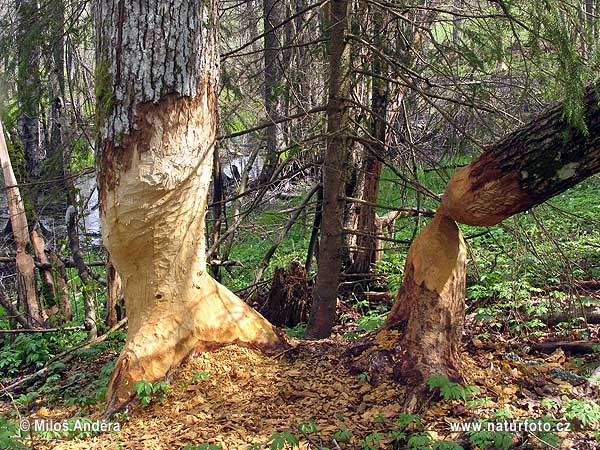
192,371,210,382
268,431,299,450
283,323,306,338
426,374,479,402
359,431,382,450
298,421,317,434
561,398,600,426
468,429,513,450
357,372,371,384
0,417,27,449
134,380,170,407
332,427,353,443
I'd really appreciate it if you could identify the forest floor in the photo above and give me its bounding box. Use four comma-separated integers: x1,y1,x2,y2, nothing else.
6,320,600,450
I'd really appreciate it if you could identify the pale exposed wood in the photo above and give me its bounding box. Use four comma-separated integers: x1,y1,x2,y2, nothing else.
384,212,466,386
0,120,43,328
97,0,288,413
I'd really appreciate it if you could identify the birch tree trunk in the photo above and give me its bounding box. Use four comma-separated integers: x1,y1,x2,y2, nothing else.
96,0,287,413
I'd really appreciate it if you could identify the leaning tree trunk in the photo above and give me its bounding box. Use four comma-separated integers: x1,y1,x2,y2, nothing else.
379,83,600,405
0,121,44,328
305,0,352,339
96,0,287,413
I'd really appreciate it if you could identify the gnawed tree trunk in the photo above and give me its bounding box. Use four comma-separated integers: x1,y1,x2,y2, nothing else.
352,84,600,407
383,210,466,387
30,223,70,322
305,0,352,339
96,0,287,413
0,120,44,328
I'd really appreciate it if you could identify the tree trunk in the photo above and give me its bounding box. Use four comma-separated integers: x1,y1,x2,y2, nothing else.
0,121,44,328
48,251,71,321
209,144,224,280
46,0,66,178
260,260,311,327
96,0,287,413
16,0,44,178
350,8,387,274
66,205,97,339
383,83,600,399
30,223,63,319
305,0,352,338
258,0,284,185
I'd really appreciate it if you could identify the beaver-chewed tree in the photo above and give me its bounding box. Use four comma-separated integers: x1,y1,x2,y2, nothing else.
352,84,600,407
96,0,288,413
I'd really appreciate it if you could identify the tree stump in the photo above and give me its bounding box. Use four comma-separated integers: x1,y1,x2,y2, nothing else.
261,261,311,328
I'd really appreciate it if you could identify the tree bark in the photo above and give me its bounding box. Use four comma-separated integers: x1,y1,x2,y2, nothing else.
96,0,287,413
0,120,44,328
105,255,122,327
258,0,284,185
305,0,352,339
16,0,44,178
350,8,387,274
382,83,600,399
66,205,97,339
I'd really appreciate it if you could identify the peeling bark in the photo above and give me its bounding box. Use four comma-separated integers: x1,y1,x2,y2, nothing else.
97,0,287,413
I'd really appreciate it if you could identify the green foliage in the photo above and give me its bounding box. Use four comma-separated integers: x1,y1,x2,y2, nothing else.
0,330,87,376
406,432,431,450
357,371,371,384
561,398,600,426
359,431,382,450
426,375,479,402
0,417,27,449
298,421,317,434
267,431,299,450
356,307,387,333
134,380,170,407
283,323,306,338
332,427,353,443
192,371,210,382
468,429,513,450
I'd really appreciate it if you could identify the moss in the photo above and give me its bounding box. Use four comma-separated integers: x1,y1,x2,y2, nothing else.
6,136,26,183
94,58,115,137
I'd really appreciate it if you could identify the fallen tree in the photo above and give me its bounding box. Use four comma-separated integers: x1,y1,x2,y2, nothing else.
352,84,600,408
